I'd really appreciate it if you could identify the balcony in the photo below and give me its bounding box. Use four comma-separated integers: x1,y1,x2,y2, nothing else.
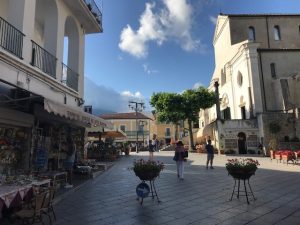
0,17,25,59
84,0,102,26
125,131,150,137
63,0,103,33
61,63,79,92
31,41,57,79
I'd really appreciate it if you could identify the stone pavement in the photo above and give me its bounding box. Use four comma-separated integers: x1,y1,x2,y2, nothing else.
49,152,300,225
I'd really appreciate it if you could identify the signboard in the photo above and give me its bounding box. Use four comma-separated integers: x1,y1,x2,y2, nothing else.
136,182,150,198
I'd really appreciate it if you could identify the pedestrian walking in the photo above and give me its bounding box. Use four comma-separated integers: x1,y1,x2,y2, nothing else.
149,134,158,160
173,141,186,180
205,139,214,169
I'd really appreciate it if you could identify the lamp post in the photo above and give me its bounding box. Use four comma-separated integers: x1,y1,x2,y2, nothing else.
139,120,147,148
128,101,145,153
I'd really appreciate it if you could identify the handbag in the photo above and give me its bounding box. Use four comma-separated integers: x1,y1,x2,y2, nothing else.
173,152,179,161
183,150,188,158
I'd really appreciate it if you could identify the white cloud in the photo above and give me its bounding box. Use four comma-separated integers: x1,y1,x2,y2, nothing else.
119,0,202,58
84,77,149,114
209,15,217,25
143,64,158,74
193,82,204,89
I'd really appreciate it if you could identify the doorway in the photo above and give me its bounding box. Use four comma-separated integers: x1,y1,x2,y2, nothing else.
238,132,247,154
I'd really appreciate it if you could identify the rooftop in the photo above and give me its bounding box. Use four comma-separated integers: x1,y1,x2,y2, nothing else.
99,112,152,120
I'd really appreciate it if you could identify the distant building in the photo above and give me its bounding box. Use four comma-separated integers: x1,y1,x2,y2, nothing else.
198,14,300,154
99,112,153,145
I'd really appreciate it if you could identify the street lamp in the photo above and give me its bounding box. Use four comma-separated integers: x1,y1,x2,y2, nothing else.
139,120,147,148
128,101,145,153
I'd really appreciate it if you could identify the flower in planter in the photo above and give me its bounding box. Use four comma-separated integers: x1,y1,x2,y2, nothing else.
132,159,164,180
226,158,260,173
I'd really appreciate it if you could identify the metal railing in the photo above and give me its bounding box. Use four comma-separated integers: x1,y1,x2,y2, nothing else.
31,41,57,78
125,131,150,137
0,17,25,59
61,63,79,92
84,0,103,28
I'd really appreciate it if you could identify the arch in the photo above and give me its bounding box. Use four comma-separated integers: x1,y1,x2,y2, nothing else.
62,16,80,91
248,26,255,41
237,132,247,154
240,96,245,105
274,25,281,41
64,16,80,71
237,71,243,86
34,0,58,54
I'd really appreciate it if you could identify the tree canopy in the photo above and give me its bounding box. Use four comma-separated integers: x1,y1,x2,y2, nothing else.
150,87,216,149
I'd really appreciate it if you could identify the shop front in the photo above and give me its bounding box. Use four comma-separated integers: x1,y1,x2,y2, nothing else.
0,107,34,174
32,99,112,173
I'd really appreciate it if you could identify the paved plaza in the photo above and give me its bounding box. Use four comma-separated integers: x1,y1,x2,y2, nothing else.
51,152,300,225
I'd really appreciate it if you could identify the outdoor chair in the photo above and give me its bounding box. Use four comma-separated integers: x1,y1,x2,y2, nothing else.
274,151,283,163
41,186,57,224
281,150,295,165
13,191,47,225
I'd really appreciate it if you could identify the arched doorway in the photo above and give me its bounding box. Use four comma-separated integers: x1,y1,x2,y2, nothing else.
238,132,247,154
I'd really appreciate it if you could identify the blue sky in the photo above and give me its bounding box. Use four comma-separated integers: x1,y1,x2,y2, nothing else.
84,0,300,114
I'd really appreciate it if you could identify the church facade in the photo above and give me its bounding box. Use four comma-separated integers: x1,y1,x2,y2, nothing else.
198,14,300,154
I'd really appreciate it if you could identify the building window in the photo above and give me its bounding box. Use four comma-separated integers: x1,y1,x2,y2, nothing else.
248,26,256,41
237,71,243,87
221,107,231,120
274,25,281,40
165,128,171,137
193,122,199,129
120,125,126,132
221,69,226,86
270,63,276,78
241,106,246,119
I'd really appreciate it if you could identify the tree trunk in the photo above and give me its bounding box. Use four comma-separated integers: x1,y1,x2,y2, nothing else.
188,120,194,151
174,123,179,141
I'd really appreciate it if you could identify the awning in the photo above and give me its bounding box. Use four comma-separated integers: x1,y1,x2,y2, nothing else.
88,131,126,138
44,99,113,129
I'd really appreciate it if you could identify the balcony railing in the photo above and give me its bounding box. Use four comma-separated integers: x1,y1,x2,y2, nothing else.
0,17,25,59
31,41,57,78
125,131,150,137
84,0,102,28
61,63,79,92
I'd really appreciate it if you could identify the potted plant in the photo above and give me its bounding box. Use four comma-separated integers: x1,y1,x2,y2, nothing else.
226,158,260,180
132,159,164,181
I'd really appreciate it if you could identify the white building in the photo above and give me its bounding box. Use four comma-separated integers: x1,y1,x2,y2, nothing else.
198,14,300,154
0,0,111,171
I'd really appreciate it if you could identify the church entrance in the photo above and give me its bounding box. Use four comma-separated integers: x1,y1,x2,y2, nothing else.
238,132,247,154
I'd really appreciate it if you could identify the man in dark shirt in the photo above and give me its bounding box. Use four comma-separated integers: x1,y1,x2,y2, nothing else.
205,140,214,169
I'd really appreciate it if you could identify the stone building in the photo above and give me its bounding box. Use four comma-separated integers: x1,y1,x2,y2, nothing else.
198,14,300,154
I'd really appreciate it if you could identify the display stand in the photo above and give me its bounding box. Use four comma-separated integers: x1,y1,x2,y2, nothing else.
136,178,160,205
229,176,256,204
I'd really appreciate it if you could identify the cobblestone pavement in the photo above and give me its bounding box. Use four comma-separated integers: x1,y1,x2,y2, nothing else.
49,152,300,225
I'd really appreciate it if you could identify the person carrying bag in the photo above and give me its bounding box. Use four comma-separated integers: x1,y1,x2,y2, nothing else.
173,141,186,180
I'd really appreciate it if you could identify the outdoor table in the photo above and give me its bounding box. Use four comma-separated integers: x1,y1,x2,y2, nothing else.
0,179,51,218
0,184,32,218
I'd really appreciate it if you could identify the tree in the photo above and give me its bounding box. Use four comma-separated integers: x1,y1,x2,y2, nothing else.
150,87,216,150
150,93,184,141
